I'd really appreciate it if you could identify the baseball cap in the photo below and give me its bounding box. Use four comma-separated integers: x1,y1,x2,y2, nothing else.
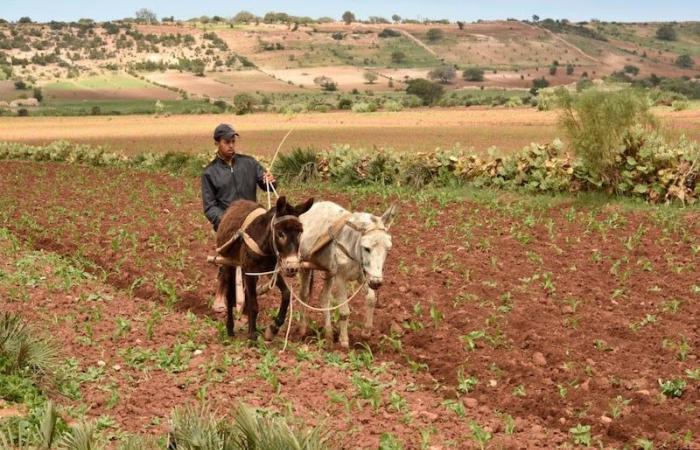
213,123,239,141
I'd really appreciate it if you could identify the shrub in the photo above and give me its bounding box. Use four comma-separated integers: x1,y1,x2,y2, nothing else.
33,87,43,103
363,71,378,84
351,102,377,113
383,100,404,111
576,78,594,92
463,67,485,82
675,54,695,69
656,24,677,41
378,28,401,38
391,51,406,64
401,94,423,108
233,93,256,115
549,65,558,76
531,77,550,94
314,76,337,91
566,64,575,75
338,98,353,110
17,108,29,117
275,147,319,182
505,96,524,107
672,100,689,111
428,66,456,84
624,65,640,76
426,28,444,42
405,78,444,105
14,80,27,90
558,89,657,184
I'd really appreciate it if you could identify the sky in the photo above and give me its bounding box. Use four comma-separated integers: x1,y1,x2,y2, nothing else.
1,0,698,23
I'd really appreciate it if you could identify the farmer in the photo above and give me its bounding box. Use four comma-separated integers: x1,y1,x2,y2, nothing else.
201,123,276,312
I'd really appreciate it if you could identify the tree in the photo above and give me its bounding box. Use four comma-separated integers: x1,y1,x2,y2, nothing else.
391,50,406,64
457,21,465,30
532,15,540,22
656,24,677,41
463,67,484,82
232,11,257,24
675,54,695,69
566,64,575,75
33,87,42,102
233,93,256,114
426,28,444,42
17,17,32,24
428,66,456,84
392,14,401,23
363,71,378,84
406,78,444,105
135,8,157,24
342,11,355,25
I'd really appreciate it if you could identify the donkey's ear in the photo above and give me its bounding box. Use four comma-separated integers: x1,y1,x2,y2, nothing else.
294,197,314,216
380,203,398,229
275,196,289,214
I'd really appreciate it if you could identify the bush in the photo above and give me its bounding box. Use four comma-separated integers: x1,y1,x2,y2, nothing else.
566,64,575,75
233,93,256,115
426,28,444,42
405,78,444,105
338,98,353,110
391,51,406,64
624,65,640,76
383,100,404,111
351,102,377,113
558,89,656,184
14,80,27,90
656,24,677,41
576,78,594,92
378,28,401,38
675,54,695,69
428,66,456,84
275,147,319,182
505,96,524,108
17,108,29,117
463,67,484,82
672,100,690,111
401,94,423,108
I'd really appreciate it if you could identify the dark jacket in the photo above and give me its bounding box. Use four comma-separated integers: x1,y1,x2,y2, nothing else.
201,154,276,230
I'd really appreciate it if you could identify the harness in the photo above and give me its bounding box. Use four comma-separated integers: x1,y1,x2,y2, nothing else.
216,207,300,260
304,213,387,268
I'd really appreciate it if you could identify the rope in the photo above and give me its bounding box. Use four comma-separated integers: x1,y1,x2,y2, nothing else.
265,127,294,209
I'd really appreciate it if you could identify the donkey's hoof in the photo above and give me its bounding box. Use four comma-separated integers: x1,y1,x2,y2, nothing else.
340,340,350,349
264,325,278,341
361,328,372,338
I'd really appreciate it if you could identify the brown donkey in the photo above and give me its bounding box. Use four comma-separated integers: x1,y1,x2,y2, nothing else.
215,196,314,341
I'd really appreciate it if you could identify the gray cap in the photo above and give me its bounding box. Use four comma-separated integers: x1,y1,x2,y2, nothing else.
213,123,239,141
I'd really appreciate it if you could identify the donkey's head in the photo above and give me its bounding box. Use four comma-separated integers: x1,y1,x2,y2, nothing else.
273,196,314,277
356,204,397,290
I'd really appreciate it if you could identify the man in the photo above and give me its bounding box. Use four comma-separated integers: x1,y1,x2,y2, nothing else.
201,123,276,311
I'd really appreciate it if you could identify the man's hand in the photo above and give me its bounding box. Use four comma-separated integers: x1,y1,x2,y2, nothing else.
263,171,276,184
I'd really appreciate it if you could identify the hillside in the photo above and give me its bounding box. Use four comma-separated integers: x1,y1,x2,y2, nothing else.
0,18,698,109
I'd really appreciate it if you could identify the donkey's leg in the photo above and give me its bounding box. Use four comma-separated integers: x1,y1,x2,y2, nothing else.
319,274,335,344
224,267,236,337
297,269,312,337
244,274,258,341
264,276,291,341
362,286,377,337
336,278,351,349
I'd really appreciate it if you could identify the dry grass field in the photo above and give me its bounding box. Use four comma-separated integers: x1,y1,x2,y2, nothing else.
1,107,698,156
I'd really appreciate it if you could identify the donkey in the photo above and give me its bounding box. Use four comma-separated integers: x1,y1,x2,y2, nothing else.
297,201,397,348
216,196,314,341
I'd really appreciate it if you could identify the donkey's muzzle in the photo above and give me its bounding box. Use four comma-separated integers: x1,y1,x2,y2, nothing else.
368,277,383,290
281,256,301,277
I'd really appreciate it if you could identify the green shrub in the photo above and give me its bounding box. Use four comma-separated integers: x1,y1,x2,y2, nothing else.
275,147,319,182
672,100,690,111
463,67,485,82
338,98,353,110
558,88,657,184
405,78,444,105
233,93,256,115
383,100,404,111
351,102,377,113
401,94,423,108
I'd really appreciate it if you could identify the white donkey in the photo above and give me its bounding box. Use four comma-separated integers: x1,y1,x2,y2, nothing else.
297,201,396,348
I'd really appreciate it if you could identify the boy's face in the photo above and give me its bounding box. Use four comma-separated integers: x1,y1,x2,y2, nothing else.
216,137,236,160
